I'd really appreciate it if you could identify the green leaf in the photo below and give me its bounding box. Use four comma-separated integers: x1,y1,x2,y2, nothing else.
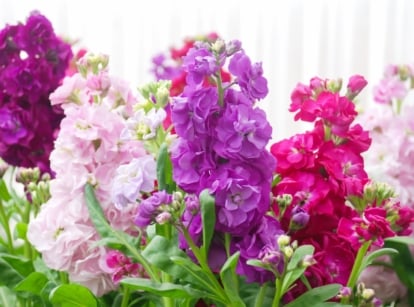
284,284,341,307
281,267,308,295
15,222,28,240
361,247,398,269
49,284,97,307
0,286,17,307
239,280,274,307
121,277,210,298
384,238,414,292
219,252,245,307
156,143,175,193
287,245,314,270
84,183,138,252
385,236,414,246
199,189,215,259
0,254,34,287
0,179,11,201
14,272,49,296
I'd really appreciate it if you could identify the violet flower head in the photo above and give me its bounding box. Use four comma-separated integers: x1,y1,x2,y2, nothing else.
182,46,219,86
228,50,268,101
134,191,172,228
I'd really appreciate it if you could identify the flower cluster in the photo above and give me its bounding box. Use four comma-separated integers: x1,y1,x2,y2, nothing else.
0,11,73,174
27,54,148,296
3,25,414,307
356,64,414,205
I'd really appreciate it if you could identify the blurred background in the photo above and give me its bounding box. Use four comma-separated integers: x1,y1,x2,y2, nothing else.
1,0,414,140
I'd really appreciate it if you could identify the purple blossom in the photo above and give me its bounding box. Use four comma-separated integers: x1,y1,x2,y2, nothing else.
214,103,272,159
210,162,272,235
171,87,219,140
134,191,172,228
228,51,268,100
233,215,285,283
0,11,73,174
182,47,219,86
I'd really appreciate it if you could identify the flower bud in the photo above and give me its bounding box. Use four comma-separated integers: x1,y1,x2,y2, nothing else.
346,74,368,99
283,246,294,258
300,254,316,268
277,234,290,247
361,288,375,301
225,39,242,56
326,78,342,93
155,211,172,225
289,206,310,231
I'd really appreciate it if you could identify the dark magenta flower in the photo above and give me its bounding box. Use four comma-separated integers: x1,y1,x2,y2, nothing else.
0,11,73,174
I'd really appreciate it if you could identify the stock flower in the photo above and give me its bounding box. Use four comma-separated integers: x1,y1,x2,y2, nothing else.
0,11,73,173
134,191,172,228
111,155,157,208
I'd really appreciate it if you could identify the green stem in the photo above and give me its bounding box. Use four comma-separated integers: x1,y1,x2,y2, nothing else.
0,201,13,254
254,283,268,307
161,224,174,307
346,240,372,289
181,227,229,304
59,271,69,284
272,278,283,307
22,199,32,259
224,233,231,258
120,286,130,307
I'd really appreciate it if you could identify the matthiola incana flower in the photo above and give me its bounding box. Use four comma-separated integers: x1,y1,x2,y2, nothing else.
10,32,414,307
0,11,73,174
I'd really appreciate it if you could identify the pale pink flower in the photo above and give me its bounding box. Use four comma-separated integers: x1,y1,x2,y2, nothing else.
111,155,157,208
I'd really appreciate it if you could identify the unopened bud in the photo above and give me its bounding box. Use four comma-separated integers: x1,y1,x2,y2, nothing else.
283,246,293,258
155,212,172,225
361,288,375,301
277,234,290,247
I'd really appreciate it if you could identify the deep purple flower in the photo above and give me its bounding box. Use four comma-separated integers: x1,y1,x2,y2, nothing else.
0,105,30,145
289,205,310,231
0,11,73,174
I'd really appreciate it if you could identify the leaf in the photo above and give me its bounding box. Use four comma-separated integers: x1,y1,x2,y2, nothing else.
0,179,11,201
121,277,210,298
0,286,17,307
361,247,398,269
14,272,49,296
384,238,414,291
49,284,97,307
385,236,414,246
219,252,245,307
287,245,314,270
0,255,34,287
15,222,28,240
84,183,138,252
156,142,176,193
239,280,274,307
284,284,341,307
199,189,216,259
281,267,308,295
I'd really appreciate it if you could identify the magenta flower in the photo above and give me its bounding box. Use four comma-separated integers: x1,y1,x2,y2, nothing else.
0,11,73,173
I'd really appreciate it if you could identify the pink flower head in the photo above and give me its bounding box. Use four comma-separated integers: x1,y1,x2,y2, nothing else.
346,74,368,99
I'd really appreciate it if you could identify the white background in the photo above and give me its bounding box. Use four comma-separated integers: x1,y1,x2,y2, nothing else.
1,0,414,140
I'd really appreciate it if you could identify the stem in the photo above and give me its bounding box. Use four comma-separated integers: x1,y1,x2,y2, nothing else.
224,233,231,258
0,201,14,254
160,224,174,307
254,283,268,307
346,240,372,289
120,286,130,307
22,199,32,258
59,271,69,284
272,278,283,307
181,227,229,303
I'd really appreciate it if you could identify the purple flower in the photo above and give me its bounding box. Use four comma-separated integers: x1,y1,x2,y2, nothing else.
210,161,272,235
182,47,219,86
0,105,29,145
214,103,272,159
289,206,310,231
134,191,172,228
170,139,217,194
171,87,219,140
228,51,268,100
233,215,285,283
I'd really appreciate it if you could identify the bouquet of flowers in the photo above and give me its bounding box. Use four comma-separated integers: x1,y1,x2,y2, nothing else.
2,14,414,306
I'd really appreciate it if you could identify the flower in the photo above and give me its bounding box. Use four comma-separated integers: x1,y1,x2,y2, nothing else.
2,25,414,307
0,11,73,174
